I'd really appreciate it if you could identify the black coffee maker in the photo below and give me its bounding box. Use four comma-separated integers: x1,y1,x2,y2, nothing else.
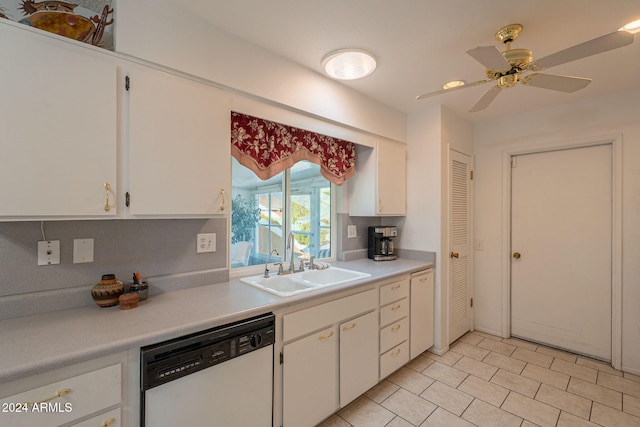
368,226,398,261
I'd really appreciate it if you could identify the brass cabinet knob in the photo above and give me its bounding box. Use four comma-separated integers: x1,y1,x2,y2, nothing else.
513,252,521,259
450,252,459,259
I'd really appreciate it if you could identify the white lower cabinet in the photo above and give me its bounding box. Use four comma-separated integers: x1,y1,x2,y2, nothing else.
379,278,410,378
380,341,410,379
410,269,435,359
282,289,377,427
282,327,338,427
280,271,435,425
0,363,121,427
339,311,379,407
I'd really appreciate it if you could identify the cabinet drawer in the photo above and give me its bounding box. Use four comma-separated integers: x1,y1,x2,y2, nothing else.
0,364,121,427
380,317,409,354
380,278,409,306
71,407,120,427
380,297,409,327
380,341,410,379
284,289,376,342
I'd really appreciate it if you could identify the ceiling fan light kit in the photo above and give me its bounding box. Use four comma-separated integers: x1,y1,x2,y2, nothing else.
416,23,636,112
321,48,377,80
443,80,466,89
620,19,640,34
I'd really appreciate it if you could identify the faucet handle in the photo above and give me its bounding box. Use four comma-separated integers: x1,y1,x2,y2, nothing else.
275,263,284,275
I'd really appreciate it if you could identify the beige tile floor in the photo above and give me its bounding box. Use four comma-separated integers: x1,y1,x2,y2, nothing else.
318,331,640,427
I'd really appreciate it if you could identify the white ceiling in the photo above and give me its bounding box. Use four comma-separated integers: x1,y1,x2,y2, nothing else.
185,0,640,123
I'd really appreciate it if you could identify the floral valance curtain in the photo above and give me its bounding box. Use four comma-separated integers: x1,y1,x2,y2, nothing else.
231,112,356,186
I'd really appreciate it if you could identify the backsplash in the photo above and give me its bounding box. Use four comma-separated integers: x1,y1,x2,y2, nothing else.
0,219,228,320
0,215,424,320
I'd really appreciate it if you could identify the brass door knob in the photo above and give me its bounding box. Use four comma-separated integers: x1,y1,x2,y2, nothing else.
450,252,459,259
513,252,521,259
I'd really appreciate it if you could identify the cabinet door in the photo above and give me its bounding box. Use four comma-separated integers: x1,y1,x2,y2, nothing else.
0,25,117,218
283,327,338,427
348,140,406,216
127,67,230,216
340,311,378,407
410,269,435,359
376,140,406,215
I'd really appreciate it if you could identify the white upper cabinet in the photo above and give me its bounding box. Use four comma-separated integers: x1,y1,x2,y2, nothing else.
349,140,406,216
0,24,117,219
125,66,231,217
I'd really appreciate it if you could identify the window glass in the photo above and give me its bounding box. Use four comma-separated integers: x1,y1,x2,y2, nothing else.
290,161,331,263
231,158,332,269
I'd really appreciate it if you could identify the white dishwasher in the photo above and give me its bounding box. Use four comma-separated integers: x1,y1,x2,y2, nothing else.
141,313,275,427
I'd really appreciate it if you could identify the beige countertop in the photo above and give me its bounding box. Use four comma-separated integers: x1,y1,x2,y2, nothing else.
0,258,432,384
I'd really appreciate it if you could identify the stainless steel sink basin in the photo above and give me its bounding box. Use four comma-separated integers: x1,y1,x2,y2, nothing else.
240,267,371,297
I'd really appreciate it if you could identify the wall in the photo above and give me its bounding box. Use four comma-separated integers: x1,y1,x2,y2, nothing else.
390,105,472,354
473,88,640,374
115,0,406,144
0,219,227,320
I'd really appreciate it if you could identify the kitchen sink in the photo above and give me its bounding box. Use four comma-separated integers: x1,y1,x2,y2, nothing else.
240,267,371,297
296,267,371,285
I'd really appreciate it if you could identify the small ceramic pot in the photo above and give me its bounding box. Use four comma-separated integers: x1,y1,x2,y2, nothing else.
129,282,149,301
91,274,125,307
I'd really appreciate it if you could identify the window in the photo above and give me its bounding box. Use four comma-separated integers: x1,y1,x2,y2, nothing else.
230,157,334,270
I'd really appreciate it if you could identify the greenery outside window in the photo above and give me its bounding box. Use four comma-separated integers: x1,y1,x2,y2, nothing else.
231,157,334,271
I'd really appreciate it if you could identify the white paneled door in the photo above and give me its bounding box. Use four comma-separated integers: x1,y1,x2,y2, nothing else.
449,149,473,344
510,144,612,360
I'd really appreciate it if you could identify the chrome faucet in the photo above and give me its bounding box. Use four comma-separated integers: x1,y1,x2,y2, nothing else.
287,232,295,273
264,249,279,278
277,233,304,275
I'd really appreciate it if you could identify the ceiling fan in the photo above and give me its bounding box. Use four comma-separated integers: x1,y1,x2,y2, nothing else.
416,24,635,112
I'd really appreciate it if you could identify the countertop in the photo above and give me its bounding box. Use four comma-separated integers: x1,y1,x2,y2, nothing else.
0,258,432,384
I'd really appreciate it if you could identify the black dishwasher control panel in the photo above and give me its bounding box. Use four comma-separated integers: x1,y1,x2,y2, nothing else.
141,313,275,390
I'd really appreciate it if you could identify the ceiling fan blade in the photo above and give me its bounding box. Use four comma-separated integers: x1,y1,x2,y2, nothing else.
415,79,491,100
466,46,510,70
469,86,501,112
521,73,591,93
535,30,634,69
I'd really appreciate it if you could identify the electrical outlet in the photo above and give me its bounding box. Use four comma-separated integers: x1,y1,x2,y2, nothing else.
38,240,60,266
73,238,94,263
197,233,216,253
347,225,357,239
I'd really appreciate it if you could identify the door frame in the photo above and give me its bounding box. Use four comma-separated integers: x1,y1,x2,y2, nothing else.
501,135,622,368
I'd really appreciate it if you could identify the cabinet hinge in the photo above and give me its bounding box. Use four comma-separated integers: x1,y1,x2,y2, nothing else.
279,351,284,365
470,298,474,308
125,192,130,207
511,157,517,168
125,75,130,91
470,170,474,180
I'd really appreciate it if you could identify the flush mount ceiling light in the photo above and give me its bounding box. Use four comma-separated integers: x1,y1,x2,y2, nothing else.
321,48,377,80
619,19,640,34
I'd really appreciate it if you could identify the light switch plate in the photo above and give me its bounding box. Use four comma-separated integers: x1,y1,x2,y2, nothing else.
197,233,216,253
38,240,60,266
347,225,357,239
73,238,94,263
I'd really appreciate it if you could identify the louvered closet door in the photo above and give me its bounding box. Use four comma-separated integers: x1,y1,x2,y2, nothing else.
449,149,473,343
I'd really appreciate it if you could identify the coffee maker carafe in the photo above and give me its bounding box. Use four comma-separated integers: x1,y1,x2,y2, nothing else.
368,226,398,261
